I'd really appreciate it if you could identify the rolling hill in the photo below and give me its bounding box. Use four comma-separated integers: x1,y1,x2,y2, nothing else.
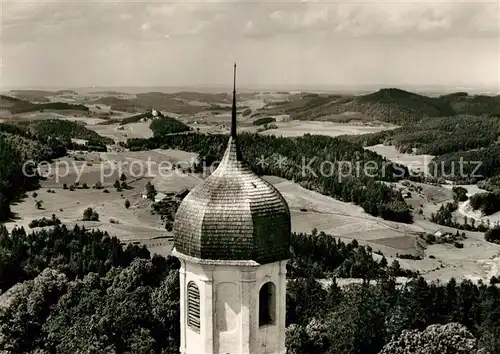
27,119,114,145
0,94,89,114
8,90,78,102
91,96,144,113
341,114,500,155
440,92,500,117
0,95,26,110
259,89,500,125
92,91,232,114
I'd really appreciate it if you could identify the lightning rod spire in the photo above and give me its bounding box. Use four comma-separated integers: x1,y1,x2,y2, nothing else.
231,63,237,138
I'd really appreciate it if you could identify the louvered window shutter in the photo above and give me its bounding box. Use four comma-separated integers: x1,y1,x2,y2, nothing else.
187,281,200,331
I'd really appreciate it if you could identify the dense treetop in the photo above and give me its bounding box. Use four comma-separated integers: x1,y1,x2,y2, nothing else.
339,114,500,185
1,224,499,353
379,323,487,354
342,114,500,156
0,130,65,222
26,119,114,146
430,144,500,182
0,224,150,291
149,116,191,136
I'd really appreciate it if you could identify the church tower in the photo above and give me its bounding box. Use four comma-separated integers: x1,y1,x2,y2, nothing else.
172,64,291,354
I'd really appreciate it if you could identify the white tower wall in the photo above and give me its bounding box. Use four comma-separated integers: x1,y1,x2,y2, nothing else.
178,257,287,354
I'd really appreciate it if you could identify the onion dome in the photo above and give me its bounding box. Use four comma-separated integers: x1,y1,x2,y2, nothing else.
172,64,291,264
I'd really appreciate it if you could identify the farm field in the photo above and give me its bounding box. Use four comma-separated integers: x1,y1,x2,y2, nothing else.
5,149,197,257
365,144,434,175
261,121,397,138
88,121,154,141
3,88,500,285
7,149,500,283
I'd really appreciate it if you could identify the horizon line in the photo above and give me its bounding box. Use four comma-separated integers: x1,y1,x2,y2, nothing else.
2,84,499,95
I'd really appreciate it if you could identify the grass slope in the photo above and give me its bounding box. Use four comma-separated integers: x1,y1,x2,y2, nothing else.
27,119,114,145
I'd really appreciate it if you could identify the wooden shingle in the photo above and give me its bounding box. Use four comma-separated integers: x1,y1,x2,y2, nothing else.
173,137,292,264
172,64,291,264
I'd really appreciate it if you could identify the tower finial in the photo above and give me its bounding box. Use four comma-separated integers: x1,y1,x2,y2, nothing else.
231,63,237,138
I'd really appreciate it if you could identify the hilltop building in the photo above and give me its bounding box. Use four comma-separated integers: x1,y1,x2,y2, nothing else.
154,192,167,203
172,64,291,354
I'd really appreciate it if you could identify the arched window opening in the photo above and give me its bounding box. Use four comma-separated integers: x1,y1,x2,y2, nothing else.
187,281,200,332
259,281,276,327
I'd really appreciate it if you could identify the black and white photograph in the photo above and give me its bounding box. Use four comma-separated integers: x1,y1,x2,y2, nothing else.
0,0,499,353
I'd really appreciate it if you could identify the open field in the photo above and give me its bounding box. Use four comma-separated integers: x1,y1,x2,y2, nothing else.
410,219,500,283
269,178,425,253
9,147,499,283
9,110,89,121
8,179,163,237
8,161,421,254
5,150,196,257
4,89,399,144
88,121,154,141
85,111,396,142
395,178,500,226
442,183,488,197
260,121,396,138
4,88,500,284
366,144,434,175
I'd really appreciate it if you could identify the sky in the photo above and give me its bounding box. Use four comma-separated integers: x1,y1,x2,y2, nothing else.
1,0,499,90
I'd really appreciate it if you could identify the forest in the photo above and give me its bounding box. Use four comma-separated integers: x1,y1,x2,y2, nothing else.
0,225,405,294
479,175,500,194
339,114,500,185
0,94,89,114
0,122,67,160
0,131,64,222
430,144,500,182
149,116,191,136
26,119,114,146
0,224,499,353
0,121,112,220
485,228,500,245
259,89,500,125
123,132,413,223
342,114,500,156
469,192,500,216
286,230,417,279
253,117,276,126
0,120,114,222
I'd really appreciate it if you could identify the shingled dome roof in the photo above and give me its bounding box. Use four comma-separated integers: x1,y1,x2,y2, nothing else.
172,64,291,264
